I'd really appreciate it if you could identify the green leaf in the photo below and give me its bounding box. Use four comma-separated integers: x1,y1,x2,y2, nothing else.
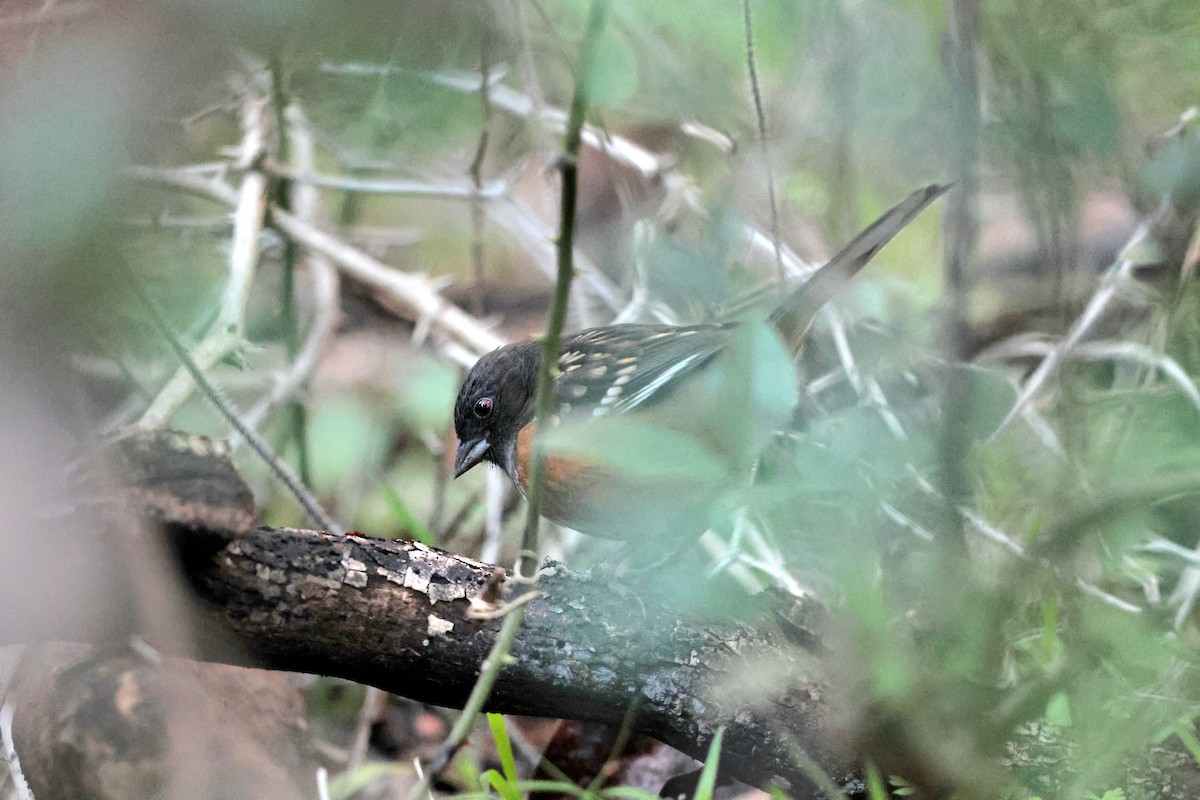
1045,692,1072,727
1173,722,1200,764
865,763,889,800
705,317,799,468
487,714,520,790
379,482,436,545
394,356,459,432
599,789,662,800
587,31,638,108
308,399,386,488
483,770,522,800
693,726,725,800
542,416,727,482
1053,62,1120,156
954,363,1019,443
328,760,412,798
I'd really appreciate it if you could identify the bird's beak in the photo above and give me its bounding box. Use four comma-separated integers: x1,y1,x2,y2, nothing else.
453,438,491,478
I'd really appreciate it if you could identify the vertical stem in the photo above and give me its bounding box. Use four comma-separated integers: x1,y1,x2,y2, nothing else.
519,0,609,577
941,0,981,556
269,57,311,485
742,0,785,284
411,8,610,793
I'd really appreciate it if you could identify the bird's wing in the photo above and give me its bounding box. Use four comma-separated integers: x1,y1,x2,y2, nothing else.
554,324,734,417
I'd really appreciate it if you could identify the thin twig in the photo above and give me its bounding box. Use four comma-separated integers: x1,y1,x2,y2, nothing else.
346,686,386,775
486,197,622,312
426,65,821,288
263,161,511,199
241,105,342,434
989,222,1154,439
121,213,233,233
127,270,345,536
906,467,1142,614
268,60,312,484
480,468,508,565
741,0,784,284
333,61,821,294
520,0,608,577
126,164,239,205
315,767,331,800
138,81,271,428
129,165,506,357
269,206,505,355
409,6,609,795
412,602,527,797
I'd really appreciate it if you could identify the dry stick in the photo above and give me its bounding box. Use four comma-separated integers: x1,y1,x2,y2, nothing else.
268,206,506,355
486,196,622,312
741,0,785,285
520,0,608,579
989,222,1153,439
128,166,505,357
424,66,818,292
138,87,271,429
451,14,497,540
413,5,610,794
242,105,342,434
127,270,345,537
267,62,312,484
345,686,386,775
263,162,511,199
328,60,810,300
127,165,239,206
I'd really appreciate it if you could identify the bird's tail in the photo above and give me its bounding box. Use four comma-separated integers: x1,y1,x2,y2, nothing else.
769,183,950,349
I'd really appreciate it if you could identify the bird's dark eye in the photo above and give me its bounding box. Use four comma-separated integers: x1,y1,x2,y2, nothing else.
474,397,493,418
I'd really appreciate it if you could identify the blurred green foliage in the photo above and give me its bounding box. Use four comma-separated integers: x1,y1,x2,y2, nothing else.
7,0,1200,796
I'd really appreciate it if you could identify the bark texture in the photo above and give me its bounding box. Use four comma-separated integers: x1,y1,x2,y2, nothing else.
172,520,845,795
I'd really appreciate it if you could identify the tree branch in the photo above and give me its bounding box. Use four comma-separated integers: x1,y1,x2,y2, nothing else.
165,519,843,796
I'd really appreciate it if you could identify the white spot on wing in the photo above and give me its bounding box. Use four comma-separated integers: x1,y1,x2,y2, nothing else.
620,352,709,409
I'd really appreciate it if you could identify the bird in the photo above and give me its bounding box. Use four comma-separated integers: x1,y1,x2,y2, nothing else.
452,185,948,545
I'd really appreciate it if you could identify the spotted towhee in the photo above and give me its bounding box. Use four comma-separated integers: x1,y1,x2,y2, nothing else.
453,185,948,542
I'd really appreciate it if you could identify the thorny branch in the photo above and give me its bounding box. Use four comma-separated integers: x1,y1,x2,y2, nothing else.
128,164,506,358
138,81,271,429
241,104,341,434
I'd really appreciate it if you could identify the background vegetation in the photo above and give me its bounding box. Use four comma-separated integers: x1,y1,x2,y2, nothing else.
3,0,1200,798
